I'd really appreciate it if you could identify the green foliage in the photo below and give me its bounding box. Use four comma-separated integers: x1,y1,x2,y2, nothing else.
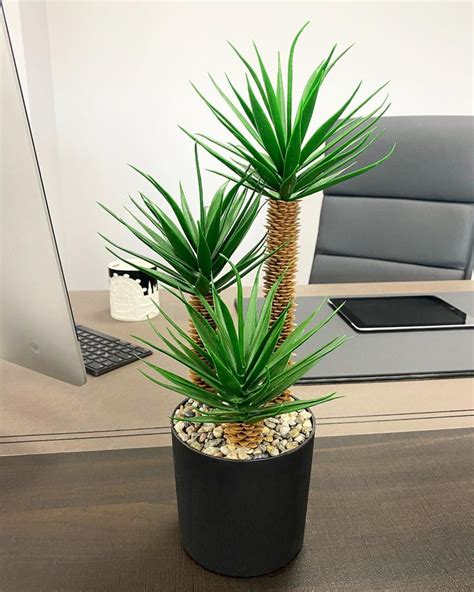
134,266,349,424
182,22,394,201
98,145,268,295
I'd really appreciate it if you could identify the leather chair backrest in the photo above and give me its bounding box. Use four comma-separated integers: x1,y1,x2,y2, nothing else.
310,116,474,283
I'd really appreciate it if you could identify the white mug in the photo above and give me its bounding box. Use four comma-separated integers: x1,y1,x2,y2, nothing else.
108,259,159,321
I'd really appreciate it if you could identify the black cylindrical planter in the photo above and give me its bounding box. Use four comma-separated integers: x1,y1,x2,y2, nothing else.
171,401,315,577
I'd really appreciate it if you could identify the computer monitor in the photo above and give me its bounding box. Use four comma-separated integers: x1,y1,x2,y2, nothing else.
0,6,86,386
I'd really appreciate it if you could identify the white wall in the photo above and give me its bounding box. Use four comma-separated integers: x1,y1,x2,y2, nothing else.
7,0,66,255
8,1,474,290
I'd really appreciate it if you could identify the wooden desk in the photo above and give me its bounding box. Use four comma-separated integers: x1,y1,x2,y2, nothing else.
0,429,471,591
1,281,473,456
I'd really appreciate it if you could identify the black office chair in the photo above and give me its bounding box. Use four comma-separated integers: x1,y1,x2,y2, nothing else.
310,116,474,283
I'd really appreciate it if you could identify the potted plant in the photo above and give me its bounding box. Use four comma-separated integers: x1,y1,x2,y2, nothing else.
133,266,347,576
183,23,394,398
98,145,271,387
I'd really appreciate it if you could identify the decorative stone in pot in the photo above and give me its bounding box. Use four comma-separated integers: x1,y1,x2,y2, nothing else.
171,400,315,577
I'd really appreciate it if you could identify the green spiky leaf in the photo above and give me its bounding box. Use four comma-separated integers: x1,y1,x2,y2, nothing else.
99,145,268,295
140,266,347,424
187,23,394,201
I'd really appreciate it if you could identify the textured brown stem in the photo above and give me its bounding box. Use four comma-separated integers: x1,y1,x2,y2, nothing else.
264,199,300,341
264,199,301,402
188,293,214,391
223,421,264,449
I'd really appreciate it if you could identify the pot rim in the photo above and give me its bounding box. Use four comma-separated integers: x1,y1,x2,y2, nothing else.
171,397,316,463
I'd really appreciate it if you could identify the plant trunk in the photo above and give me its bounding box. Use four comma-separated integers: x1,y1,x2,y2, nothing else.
188,293,214,391
223,421,264,449
264,198,300,402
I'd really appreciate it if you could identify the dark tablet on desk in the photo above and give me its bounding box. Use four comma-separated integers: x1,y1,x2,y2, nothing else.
328,295,474,332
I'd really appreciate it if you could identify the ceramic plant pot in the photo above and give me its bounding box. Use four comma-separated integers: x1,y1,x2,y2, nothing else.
171,400,315,577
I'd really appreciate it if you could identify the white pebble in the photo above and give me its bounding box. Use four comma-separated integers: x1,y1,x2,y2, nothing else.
279,424,290,437
212,426,223,438
203,446,220,456
235,447,252,456
266,445,280,457
237,451,250,460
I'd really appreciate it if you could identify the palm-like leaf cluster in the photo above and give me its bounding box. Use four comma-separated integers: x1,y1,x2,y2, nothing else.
99,146,267,295
183,22,394,201
135,267,348,424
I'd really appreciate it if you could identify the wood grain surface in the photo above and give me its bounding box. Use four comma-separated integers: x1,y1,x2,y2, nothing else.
1,429,471,591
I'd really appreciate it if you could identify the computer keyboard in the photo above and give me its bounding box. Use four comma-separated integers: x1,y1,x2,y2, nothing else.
76,325,152,376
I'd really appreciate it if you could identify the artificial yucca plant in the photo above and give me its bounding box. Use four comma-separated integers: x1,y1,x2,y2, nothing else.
184,23,392,202
99,146,272,389
134,265,348,448
183,23,394,400
99,145,266,298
